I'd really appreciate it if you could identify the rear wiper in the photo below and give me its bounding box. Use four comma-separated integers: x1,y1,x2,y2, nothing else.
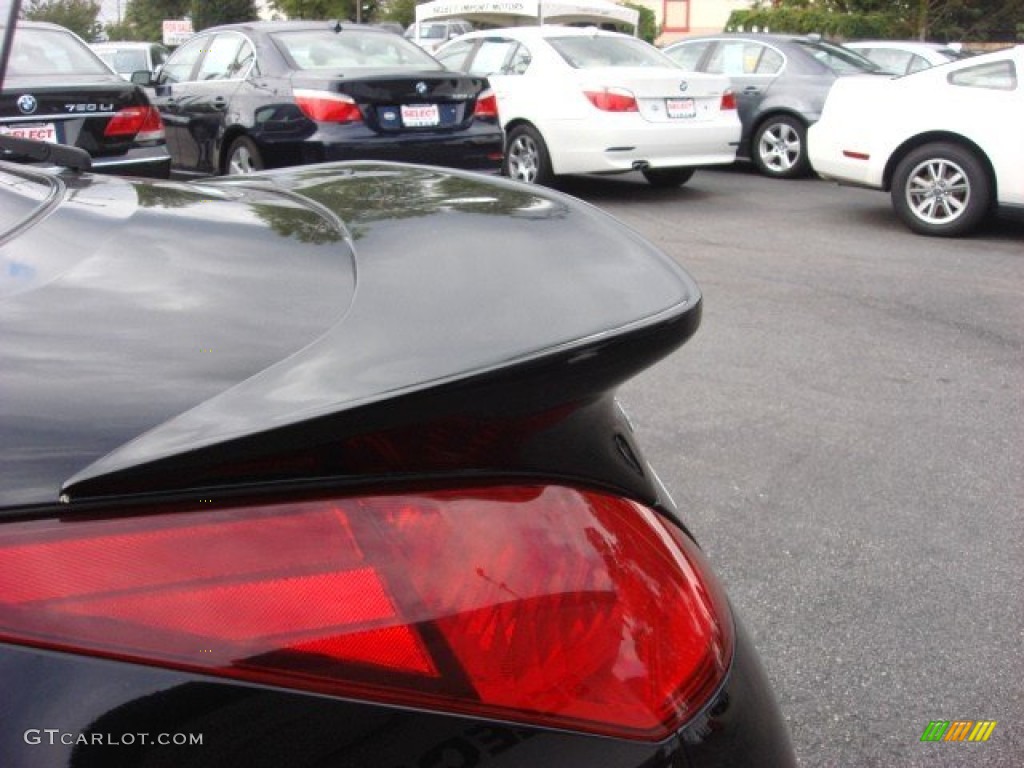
0,135,92,172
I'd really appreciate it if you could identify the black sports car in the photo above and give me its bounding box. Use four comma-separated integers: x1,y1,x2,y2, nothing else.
0,155,796,766
145,20,504,176
0,20,171,178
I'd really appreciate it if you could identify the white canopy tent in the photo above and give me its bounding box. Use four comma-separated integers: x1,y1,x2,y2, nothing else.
414,0,640,34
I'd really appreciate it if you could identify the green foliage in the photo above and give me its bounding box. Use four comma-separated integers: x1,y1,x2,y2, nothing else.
728,0,1022,42
381,0,417,27
117,0,190,43
22,0,103,41
623,2,659,44
270,0,370,21
190,0,258,31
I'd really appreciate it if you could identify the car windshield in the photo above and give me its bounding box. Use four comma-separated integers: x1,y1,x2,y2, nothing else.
4,25,110,77
795,39,882,74
98,48,148,74
273,29,443,70
547,36,674,69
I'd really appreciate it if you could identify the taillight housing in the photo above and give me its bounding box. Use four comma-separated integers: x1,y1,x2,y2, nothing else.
720,89,737,111
294,89,363,123
104,105,165,142
473,88,499,119
0,485,732,741
585,87,639,112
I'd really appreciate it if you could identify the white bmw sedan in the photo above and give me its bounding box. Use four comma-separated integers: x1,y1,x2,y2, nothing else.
436,26,740,187
808,45,1024,237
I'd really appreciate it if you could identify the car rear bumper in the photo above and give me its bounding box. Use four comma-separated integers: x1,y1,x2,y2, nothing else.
543,117,740,175
252,124,505,173
89,144,172,179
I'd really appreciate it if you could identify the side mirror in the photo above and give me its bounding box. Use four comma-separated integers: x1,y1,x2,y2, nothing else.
130,70,154,86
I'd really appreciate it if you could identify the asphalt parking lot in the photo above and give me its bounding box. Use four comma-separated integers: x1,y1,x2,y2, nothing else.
558,167,1023,767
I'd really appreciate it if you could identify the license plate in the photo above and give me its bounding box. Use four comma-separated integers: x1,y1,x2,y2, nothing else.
666,98,696,119
0,122,58,142
401,104,439,127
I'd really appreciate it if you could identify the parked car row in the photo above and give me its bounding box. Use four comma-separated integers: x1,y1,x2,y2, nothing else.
1,18,1020,237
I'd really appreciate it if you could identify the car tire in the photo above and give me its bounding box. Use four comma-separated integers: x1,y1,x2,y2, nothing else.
752,116,809,179
642,168,695,188
890,142,991,237
224,136,264,175
504,125,553,185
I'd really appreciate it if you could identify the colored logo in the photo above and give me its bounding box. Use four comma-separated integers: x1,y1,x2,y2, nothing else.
17,94,37,114
921,720,997,742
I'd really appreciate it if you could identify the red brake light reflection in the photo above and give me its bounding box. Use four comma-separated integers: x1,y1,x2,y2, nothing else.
294,89,363,123
473,88,499,119
0,486,732,741
584,87,638,112
104,105,165,141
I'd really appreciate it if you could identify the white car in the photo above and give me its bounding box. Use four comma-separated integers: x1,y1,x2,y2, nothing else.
843,40,967,76
435,26,740,186
808,45,1024,236
91,41,169,81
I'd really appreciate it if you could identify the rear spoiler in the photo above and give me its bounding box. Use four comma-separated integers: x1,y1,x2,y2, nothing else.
62,164,701,502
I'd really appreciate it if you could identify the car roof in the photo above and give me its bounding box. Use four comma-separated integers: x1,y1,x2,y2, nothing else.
667,32,823,46
200,20,389,35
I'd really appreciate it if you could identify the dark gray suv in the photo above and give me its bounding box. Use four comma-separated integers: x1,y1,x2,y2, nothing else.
664,33,883,179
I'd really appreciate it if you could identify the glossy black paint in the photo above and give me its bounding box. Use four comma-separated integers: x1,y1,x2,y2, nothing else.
0,21,171,178
0,618,791,768
1,159,796,766
149,21,503,176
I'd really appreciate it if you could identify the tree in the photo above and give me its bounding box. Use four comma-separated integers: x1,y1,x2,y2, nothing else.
727,0,1022,43
116,0,190,42
23,0,102,41
190,0,258,31
382,0,416,27
269,0,380,22
623,2,659,44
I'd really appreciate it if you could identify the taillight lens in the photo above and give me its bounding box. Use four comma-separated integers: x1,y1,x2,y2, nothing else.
0,485,732,741
585,87,639,112
294,89,363,123
473,88,499,119
720,89,737,111
104,105,165,141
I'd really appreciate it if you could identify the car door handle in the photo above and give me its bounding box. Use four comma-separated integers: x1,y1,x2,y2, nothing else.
213,97,227,110
742,86,761,94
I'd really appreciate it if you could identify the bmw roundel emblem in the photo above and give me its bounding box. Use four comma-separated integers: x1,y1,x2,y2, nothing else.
415,82,428,96
678,81,688,93
17,94,38,114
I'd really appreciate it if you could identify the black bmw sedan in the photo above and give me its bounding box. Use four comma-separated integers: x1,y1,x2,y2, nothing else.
147,20,504,176
0,20,171,178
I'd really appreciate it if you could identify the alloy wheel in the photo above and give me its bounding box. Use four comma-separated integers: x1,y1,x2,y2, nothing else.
903,158,970,226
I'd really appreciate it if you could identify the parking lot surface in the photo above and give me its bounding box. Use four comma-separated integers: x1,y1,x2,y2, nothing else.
559,167,1023,767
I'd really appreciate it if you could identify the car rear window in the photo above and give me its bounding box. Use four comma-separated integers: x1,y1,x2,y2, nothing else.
7,26,111,77
547,36,674,69
101,49,149,74
272,30,443,70
795,40,881,74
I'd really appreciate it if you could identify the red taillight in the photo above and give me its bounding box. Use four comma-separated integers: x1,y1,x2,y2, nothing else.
473,88,499,119
104,105,165,141
0,485,732,741
720,89,737,111
294,89,363,123
584,87,638,112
